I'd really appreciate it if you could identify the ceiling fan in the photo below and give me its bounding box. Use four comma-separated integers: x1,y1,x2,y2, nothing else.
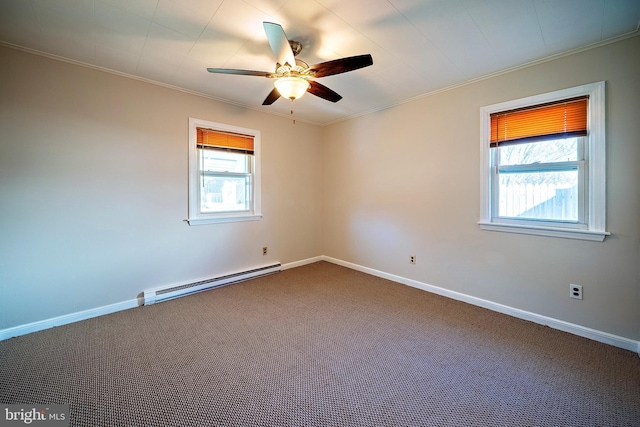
207,22,373,105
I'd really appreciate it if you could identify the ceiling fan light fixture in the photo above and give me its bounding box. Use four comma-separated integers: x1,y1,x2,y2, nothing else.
274,77,310,100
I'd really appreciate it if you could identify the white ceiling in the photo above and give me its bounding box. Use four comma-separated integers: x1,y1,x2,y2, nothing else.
1,0,639,125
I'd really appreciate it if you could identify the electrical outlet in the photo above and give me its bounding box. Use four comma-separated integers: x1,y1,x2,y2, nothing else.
410,255,416,264
570,284,583,300
262,247,268,256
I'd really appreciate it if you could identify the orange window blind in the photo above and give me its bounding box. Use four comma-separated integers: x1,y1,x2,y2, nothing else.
490,96,588,147
197,127,254,154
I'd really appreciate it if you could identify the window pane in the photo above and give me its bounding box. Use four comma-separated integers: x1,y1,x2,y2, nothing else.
201,175,251,213
499,138,578,166
498,170,578,221
201,150,249,173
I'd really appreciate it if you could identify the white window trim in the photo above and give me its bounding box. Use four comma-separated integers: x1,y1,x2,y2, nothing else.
478,81,609,242
187,118,262,225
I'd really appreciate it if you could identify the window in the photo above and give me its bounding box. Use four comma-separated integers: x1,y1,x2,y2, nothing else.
187,118,261,225
479,82,608,241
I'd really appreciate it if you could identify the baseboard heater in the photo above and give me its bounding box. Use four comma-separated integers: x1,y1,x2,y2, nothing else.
143,263,281,305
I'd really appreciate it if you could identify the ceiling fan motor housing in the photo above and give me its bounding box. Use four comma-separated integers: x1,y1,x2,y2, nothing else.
288,40,302,56
276,62,309,78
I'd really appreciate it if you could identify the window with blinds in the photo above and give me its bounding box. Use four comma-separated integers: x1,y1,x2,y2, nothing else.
490,96,589,224
479,82,608,241
188,119,261,225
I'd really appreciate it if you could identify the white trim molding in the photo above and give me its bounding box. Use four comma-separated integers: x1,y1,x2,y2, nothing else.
282,256,324,270
3,256,638,358
0,257,322,341
477,221,608,241
322,256,639,355
0,299,138,341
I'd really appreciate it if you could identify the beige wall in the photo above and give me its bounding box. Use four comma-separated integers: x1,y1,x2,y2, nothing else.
1,36,638,344
322,36,640,341
0,45,323,329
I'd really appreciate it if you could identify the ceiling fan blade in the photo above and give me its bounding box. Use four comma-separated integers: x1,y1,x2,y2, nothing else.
207,68,272,77
262,88,281,105
263,22,296,67
307,81,342,103
307,54,373,78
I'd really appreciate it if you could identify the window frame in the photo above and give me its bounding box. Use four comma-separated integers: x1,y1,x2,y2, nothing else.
479,81,608,242
187,118,262,225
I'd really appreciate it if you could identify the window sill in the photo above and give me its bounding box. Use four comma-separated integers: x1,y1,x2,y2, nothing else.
187,214,262,226
478,221,609,242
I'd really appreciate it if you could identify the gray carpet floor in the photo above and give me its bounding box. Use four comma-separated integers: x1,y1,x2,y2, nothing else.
1,261,639,426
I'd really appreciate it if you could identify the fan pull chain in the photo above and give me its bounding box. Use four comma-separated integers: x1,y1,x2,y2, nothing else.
290,98,296,125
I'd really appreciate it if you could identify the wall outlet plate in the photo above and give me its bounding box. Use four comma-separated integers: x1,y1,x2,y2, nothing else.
570,284,583,300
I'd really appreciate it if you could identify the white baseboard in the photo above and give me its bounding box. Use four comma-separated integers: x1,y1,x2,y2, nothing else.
0,257,321,341
282,256,323,270
0,299,139,341
322,256,640,355
3,256,638,357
